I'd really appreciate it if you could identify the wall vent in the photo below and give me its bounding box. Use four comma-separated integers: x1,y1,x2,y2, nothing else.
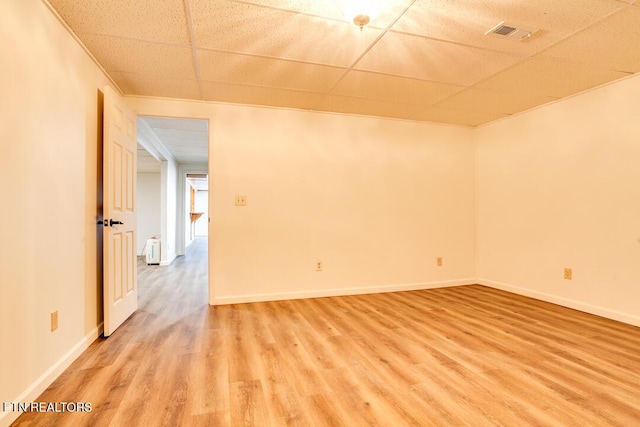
485,21,533,41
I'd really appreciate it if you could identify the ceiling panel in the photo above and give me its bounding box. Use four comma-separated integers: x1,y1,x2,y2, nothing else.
411,107,509,127
433,88,559,115
475,56,631,97
80,34,197,79
228,0,346,21
332,70,463,106
235,0,415,28
540,6,640,73
316,95,426,120
354,32,524,86
49,0,190,44
346,0,416,28
111,72,202,99
45,0,640,127
197,49,347,92
392,0,627,56
202,82,324,110
190,0,382,67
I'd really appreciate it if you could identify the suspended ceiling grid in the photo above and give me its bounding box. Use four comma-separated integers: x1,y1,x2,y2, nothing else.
46,0,640,126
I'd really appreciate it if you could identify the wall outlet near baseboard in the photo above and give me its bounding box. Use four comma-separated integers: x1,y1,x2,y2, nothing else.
437,257,443,266
316,261,323,271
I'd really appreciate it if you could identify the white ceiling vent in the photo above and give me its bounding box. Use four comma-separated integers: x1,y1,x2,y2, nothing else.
485,22,533,41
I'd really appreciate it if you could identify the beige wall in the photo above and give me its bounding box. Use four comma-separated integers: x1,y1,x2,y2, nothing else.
126,98,478,303
136,172,161,255
0,0,115,424
476,73,640,326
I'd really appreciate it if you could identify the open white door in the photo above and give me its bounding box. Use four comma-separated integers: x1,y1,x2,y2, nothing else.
103,86,137,337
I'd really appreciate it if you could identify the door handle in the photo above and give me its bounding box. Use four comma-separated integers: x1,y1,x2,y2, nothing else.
109,219,124,227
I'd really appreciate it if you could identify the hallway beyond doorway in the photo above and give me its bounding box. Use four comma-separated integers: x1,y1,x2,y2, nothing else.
138,235,208,311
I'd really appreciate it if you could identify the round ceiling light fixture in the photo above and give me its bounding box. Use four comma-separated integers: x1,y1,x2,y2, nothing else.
352,13,371,31
343,0,382,31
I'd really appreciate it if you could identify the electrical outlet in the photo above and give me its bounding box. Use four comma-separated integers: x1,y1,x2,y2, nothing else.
437,257,443,267
564,268,572,280
316,261,323,271
51,311,58,332
235,195,247,206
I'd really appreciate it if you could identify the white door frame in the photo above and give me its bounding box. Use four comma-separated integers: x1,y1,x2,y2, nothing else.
132,112,212,305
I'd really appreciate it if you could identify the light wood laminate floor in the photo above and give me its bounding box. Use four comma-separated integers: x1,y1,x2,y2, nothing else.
13,238,640,426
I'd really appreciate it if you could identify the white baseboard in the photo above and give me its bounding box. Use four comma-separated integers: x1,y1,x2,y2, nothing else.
0,323,103,427
160,252,176,266
478,278,640,327
211,278,477,305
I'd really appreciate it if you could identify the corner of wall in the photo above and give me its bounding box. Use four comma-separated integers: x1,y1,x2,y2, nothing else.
472,125,480,284
478,278,640,327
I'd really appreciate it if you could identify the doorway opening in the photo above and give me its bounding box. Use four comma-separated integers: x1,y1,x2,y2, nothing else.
185,173,209,248
135,116,209,303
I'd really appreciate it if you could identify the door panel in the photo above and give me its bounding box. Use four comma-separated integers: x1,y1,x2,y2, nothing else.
103,86,137,337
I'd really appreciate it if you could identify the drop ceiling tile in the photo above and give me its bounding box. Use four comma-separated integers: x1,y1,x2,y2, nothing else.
189,0,381,67
393,0,626,56
411,107,509,127
235,0,414,28
332,70,463,106
48,0,190,44
540,6,640,73
202,82,325,110
355,32,524,86
476,56,630,97
198,50,347,92
111,72,202,99
229,0,346,21
433,88,559,115
346,0,416,28
46,0,637,127
316,95,426,120
79,34,196,79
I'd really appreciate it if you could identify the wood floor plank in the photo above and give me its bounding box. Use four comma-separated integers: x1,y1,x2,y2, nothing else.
188,329,229,415
253,344,307,427
229,380,270,427
299,393,347,427
12,238,640,426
